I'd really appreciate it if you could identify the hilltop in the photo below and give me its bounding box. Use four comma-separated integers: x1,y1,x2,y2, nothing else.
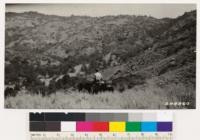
5,10,196,104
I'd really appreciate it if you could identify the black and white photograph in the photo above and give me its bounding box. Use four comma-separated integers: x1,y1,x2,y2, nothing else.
4,4,196,109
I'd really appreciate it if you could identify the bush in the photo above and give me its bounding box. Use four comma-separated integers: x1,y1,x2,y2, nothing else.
5,83,195,109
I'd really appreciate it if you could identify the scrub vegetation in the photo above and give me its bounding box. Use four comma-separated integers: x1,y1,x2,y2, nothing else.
5,81,195,109
5,10,196,109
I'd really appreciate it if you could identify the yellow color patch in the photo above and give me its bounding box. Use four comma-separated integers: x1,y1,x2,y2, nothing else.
109,122,126,132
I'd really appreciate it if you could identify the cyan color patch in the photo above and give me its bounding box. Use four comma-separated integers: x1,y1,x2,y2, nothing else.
141,122,157,132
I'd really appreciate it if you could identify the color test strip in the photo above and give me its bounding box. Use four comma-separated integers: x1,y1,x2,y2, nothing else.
86,113,128,121
93,122,109,131
61,122,76,132
77,122,93,132
141,122,157,132
30,113,173,132
157,122,172,132
30,112,173,122
76,122,109,132
30,122,45,131
142,113,157,121
128,113,142,121
126,122,141,132
30,121,173,132
44,113,85,121
30,113,45,121
45,122,61,131
157,112,173,121
109,122,126,132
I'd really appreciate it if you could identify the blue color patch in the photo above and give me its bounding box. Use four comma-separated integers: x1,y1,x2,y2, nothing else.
141,122,157,132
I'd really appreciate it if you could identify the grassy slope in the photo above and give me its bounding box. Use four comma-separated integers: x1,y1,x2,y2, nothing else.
5,81,194,109
5,11,196,109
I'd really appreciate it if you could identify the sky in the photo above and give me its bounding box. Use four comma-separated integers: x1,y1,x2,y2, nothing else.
6,4,196,19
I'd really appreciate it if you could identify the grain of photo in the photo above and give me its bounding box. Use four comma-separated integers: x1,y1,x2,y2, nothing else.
5,4,196,109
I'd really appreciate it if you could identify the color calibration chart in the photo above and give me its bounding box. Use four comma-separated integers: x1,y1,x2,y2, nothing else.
29,112,173,140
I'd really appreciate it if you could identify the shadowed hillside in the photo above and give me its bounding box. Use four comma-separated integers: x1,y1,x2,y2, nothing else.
5,10,196,109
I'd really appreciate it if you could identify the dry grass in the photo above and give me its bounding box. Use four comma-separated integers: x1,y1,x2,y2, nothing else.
5,83,195,109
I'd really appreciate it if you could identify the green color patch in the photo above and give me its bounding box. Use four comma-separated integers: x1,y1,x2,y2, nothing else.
126,122,141,132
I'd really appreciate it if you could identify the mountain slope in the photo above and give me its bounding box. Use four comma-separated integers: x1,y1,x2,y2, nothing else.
5,10,196,93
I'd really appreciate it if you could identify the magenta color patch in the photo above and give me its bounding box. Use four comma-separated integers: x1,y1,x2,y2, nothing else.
76,122,93,131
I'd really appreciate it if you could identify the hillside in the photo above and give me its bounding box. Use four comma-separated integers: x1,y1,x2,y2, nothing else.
5,10,196,108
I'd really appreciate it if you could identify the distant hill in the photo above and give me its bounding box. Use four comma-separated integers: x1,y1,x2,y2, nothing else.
5,10,196,92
